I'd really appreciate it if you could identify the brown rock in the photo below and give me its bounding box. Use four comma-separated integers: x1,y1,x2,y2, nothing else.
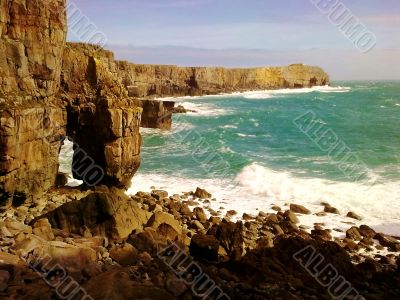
346,227,362,241
226,210,238,217
207,221,244,260
165,272,188,297
193,207,208,223
0,0,68,199
14,236,97,276
271,206,281,212
146,212,182,235
1,219,32,236
311,229,332,241
242,213,254,221
359,225,376,239
347,211,362,221
343,238,359,252
290,204,311,215
83,270,174,300
190,220,206,232
190,234,220,261
283,211,299,224
110,243,138,266
39,191,151,240
256,236,274,249
55,172,69,187
193,187,212,199
0,270,10,292
375,233,400,251
273,225,285,235
151,190,168,200
324,205,340,214
32,219,54,241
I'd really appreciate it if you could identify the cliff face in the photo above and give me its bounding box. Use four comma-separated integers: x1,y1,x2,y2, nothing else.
0,0,66,99
117,62,330,98
0,0,67,202
61,43,143,187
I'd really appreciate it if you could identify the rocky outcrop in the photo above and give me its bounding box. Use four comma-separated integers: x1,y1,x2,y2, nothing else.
117,62,330,98
0,0,66,98
37,190,151,240
0,0,68,202
61,43,144,187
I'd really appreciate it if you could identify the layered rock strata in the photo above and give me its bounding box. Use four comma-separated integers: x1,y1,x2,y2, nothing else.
61,43,143,186
117,62,330,98
0,0,67,202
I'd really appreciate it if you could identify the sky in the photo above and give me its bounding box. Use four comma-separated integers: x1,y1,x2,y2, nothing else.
67,0,400,80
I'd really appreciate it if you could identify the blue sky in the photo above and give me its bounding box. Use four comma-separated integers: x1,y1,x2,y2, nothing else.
67,0,400,80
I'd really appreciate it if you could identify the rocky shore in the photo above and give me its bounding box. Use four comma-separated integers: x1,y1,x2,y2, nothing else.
1,0,399,299
1,186,400,299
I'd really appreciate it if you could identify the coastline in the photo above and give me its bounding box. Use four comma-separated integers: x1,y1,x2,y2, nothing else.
1,184,400,299
1,0,399,298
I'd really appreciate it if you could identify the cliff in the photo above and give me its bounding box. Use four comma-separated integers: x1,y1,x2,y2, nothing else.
0,0,67,203
118,62,329,98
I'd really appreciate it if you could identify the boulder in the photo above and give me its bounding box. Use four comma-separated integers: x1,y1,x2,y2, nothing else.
190,234,220,262
151,190,168,200
290,204,311,215
32,219,54,241
375,233,400,251
82,270,175,300
165,272,188,297
14,235,97,276
146,212,182,235
311,229,332,241
110,243,138,266
283,211,299,224
194,187,212,199
359,225,376,239
1,219,32,236
346,227,362,241
207,221,244,260
193,207,208,223
38,191,151,240
256,236,274,249
324,204,340,214
347,211,362,221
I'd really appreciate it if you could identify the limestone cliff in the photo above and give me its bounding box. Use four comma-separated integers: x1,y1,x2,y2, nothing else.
117,62,330,98
61,43,143,187
0,0,67,203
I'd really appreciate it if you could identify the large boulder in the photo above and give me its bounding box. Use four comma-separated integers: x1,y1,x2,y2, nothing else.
82,270,175,300
190,234,220,262
37,191,151,240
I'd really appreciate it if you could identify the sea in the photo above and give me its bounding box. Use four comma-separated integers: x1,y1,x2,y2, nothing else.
60,81,400,237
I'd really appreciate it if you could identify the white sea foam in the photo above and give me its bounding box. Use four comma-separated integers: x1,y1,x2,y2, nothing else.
127,163,400,237
157,85,351,102
178,101,230,116
220,124,238,129
237,133,257,138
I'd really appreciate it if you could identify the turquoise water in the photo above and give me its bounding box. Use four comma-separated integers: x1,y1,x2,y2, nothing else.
60,81,400,234
140,82,400,183
129,82,399,234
